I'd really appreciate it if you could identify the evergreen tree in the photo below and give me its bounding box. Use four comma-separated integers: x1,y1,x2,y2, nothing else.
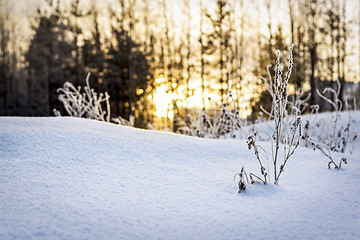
205,0,232,104
305,0,320,106
321,0,348,105
0,0,22,115
81,8,106,89
26,0,75,115
68,0,91,86
106,6,151,127
0,0,12,115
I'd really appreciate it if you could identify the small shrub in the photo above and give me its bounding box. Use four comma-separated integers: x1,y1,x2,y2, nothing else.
246,134,269,184
237,45,301,192
55,72,133,126
178,92,245,139
303,78,358,154
308,137,347,169
234,167,249,193
55,73,111,122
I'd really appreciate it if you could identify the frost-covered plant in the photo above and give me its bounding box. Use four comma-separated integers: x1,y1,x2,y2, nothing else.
289,88,311,115
308,137,347,169
56,73,111,122
237,45,301,191
243,107,301,188
343,98,358,154
233,167,249,193
257,65,275,121
258,64,310,119
317,79,343,151
246,133,269,184
303,105,320,147
254,61,310,143
303,78,358,154
178,109,215,138
178,92,245,138
210,92,245,138
55,73,133,126
112,115,135,127
275,107,302,183
270,45,302,184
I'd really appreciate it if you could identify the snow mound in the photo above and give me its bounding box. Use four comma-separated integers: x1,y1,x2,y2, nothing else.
0,116,359,240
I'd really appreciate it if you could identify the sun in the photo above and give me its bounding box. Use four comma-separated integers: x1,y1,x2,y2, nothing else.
151,74,260,123
152,76,210,119
152,77,174,119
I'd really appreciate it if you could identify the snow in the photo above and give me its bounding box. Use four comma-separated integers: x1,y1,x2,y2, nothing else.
0,114,360,240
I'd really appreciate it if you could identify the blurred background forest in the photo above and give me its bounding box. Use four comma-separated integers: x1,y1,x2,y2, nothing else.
0,0,359,130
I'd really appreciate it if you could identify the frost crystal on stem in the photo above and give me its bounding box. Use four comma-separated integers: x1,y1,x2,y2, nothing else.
56,73,111,122
238,44,301,192
271,44,299,185
55,73,134,126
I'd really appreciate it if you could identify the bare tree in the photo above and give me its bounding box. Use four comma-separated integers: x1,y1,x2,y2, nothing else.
338,0,347,104
0,0,12,115
306,0,320,106
265,0,274,64
205,0,232,104
199,0,207,110
184,0,192,114
69,0,91,85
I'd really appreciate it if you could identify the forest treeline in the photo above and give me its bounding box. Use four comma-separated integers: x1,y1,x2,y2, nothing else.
0,0,359,129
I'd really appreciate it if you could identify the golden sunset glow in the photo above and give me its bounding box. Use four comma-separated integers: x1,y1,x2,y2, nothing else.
152,75,256,120
153,83,172,118
2,0,358,132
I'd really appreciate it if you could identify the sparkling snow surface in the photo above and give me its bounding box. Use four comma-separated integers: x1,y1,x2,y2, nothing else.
0,114,359,240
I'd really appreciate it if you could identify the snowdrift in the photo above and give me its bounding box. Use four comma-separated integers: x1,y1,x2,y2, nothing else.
0,116,359,240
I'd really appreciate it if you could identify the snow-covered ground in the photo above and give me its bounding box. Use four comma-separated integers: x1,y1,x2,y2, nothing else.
0,113,359,240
